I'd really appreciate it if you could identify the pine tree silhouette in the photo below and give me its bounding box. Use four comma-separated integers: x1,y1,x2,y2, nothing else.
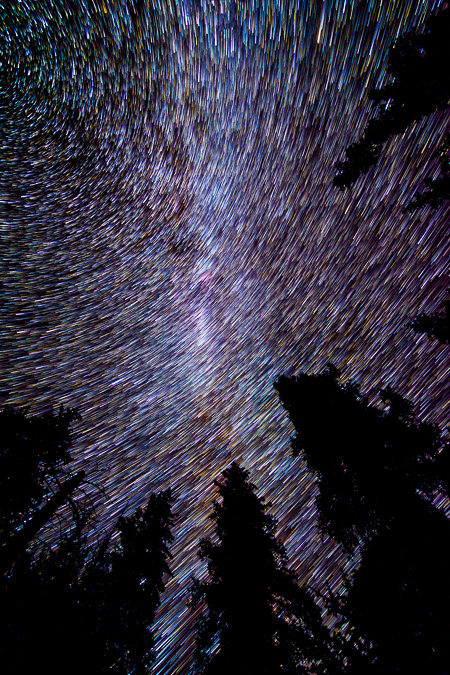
0,405,175,674
333,7,450,211
275,366,450,673
190,462,333,675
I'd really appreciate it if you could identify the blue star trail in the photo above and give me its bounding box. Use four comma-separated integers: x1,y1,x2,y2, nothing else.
2,1,449,672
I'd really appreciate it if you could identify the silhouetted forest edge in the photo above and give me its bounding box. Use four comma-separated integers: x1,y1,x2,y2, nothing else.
2,289,450,673
3,5,450,674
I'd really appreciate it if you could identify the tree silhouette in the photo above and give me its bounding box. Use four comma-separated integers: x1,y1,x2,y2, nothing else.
0,405,175,674
80,489,175,675
406,293,450,345
333,7,450,210
274,366,450,673
0,404,82,555
190,462,334,675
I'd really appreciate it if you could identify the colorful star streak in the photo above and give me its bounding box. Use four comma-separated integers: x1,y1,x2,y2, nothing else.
2,1,450,672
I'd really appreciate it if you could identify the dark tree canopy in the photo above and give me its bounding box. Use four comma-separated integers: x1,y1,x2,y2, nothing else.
2,489,174,675
80,488,175,674
333,7,450,210
0,404,82,547
190,462,334,675
275,364,448,553
275,366,450,673
406,294,450,345
0,405,174,675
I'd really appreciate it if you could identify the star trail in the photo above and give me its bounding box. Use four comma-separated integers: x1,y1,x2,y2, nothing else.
2,1,450,672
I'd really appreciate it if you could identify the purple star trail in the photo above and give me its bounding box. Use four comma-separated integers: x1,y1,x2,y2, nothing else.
2,1,449,672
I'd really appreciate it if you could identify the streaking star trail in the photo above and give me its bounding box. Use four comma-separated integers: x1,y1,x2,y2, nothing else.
2,1,450,672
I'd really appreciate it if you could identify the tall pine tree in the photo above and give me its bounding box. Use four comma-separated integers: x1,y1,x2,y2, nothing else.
78,488,175,674
274,366,450,673
333,7,450,211
0,404,83,561
0,405,175,674
190,462,333,675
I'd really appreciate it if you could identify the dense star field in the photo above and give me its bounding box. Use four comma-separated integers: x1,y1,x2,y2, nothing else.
2,0,450,671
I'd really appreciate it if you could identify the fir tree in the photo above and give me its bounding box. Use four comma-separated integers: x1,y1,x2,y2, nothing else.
190,462,333,675
0,404,82,556
333,7,450,211
274,366,450,673
0,405,175,674
406,293,450,345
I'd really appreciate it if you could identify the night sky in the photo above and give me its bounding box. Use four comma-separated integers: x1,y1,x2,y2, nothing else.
2,1,450,672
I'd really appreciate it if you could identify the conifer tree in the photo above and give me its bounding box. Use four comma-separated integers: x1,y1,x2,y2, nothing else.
0,404,82,557
190,462,333,675
333,7,450,210
274,366,450,673
0,405,175,674
69,488,174,675
406,293,450,346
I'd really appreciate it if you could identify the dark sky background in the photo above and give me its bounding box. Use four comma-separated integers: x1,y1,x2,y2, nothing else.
2,0,450,672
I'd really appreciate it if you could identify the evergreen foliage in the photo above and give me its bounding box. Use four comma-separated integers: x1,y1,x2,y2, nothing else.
274,366,450,673
81,489,175,674
333,7,450,210
190,462,334,675
275,364,447,552
0,405,174,674
0,404,82,547
406,294,450,345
